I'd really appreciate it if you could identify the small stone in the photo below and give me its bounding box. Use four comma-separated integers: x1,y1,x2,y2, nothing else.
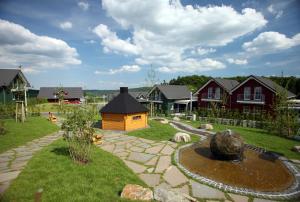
290,159,300,164
173,117,180,121
200,123,213,130
139,174,161,187
121,184,153,201
291,145,300,153
147,167,154,173
163,166,188,187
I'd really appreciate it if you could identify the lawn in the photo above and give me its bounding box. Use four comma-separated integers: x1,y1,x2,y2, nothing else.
1,139,146,202
0,117,59,153
184,120,300,160
127,120,200,143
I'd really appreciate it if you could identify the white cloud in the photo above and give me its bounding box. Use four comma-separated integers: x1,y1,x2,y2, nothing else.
78,2,89,11
98,0,267,73
191,48,216,55
22,67,41,74
95,65,141,75
243,31,300,54
267,4,283,19
157,58,225,73
227,58,248,65
59,21,72,30
0,19,81,71
93,24,140,55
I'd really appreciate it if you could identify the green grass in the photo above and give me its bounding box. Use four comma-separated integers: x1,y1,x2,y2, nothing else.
127,120,200,143
0,117,59,153
1,139,146,202
184,120,300,160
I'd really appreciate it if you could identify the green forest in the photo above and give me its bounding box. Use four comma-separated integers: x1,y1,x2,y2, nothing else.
169,75,300,98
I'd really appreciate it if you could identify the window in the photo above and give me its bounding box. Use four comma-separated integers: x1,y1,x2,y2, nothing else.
132,115,141,120
215,87,220,99
254,87,262,100
244,87,251,100
243,106,250,114
208,87,213,99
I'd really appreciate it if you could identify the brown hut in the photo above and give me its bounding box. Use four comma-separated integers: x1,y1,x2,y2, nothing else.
100,87,149,131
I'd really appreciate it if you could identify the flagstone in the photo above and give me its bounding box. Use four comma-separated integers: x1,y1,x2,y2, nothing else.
145,144,165,154
139,174,161,187
160,145,174,155
163,166,188,187
130,146,144,152
253,198,277,202
0,182,10,194
155,156,171,173
100,144,115,152
145,156,158,166
172,184,190,195
123,160,147,174
128,152,155,163
0,171,21,183
228,193,249,202
190,180,225,199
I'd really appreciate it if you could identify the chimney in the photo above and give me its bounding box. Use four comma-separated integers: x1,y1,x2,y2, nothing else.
120,87,128,94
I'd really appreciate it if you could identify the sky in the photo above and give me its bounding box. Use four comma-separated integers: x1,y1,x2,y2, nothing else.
0,0,300,90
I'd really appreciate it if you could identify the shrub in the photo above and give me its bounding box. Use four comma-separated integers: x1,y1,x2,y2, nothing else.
61,108,95,164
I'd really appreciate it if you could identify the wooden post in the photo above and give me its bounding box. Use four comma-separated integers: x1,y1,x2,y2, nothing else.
34,188,43,202
15,102,18,122
21,102,25,122
24,86,27,116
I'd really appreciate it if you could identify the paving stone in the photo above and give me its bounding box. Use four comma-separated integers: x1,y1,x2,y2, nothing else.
139,138,155,144
136,143,152,149
160,145,175,155
115,151,129,158
167,141,178,148
228,193,249,202
130,146,144,152
113,148,126,154
145,144,165,154
145,156,158,166
128,152,155,163
123,160,147,174
139,174,161,187
147,167,154,173
14,155,32,161
190,180,225,199
10,160,28,170
290,159,300,164
155,156,171,173
163,166,188,187
172,184,190,195
253,198,277,202
0,171,21,183
100,144,115,152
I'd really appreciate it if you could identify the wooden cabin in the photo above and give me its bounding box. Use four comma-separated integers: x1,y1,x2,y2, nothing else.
100,87,149,131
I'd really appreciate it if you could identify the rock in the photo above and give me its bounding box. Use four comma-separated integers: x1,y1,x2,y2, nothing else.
160,119,169,124
173,117,180,121
173,132,191,143
200,123,213,130
210,129,244,160
121,184,153,201
154,187,196,202
291,145,300,153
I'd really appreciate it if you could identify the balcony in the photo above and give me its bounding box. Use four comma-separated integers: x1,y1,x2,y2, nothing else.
201,93,222,102
237,94,265,104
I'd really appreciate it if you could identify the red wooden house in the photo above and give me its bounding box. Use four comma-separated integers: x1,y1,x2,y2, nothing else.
194,78,239,110
230,75,296,114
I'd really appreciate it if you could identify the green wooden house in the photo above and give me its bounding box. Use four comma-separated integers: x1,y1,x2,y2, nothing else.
0,68,30,104
147,85,196,115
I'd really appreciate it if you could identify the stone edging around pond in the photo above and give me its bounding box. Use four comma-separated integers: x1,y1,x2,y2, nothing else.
174,143,300,200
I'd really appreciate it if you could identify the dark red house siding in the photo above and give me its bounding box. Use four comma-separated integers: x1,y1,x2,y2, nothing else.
231,78,275,113
197,81,231,109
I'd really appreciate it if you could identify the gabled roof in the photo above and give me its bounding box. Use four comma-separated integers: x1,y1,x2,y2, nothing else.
231,75,296,98
0,68,30,87
194,78,239,95
37,87,83,99
100,87,148,114
148,85,191,100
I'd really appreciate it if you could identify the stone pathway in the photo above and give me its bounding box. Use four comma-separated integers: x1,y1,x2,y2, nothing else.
97,129,279,202
0,131,63,195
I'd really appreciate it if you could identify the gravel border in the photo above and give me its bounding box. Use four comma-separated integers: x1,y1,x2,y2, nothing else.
174,142,300,200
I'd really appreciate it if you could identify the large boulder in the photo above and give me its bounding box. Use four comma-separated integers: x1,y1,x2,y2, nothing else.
210,129,244,161
292,146,300,153
200,123,213,130
173,132,191,143
173,117,180,121
121,184,153,201
154,187,197,202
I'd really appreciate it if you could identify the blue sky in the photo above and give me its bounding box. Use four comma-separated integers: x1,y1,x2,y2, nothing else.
0,0,299,89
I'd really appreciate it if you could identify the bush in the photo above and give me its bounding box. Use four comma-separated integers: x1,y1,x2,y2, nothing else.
61,108,95,164
0,120,6,135
0,103,15,119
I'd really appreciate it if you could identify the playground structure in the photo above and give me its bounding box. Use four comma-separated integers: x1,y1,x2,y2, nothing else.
48,112,57,122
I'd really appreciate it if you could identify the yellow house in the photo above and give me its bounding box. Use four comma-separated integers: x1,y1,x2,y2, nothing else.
100,87,148,131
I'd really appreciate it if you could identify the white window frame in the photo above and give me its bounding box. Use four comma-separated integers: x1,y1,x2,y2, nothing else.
254,87,262,100
244,87,251,100
215,87,220,99
208,87,213,99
